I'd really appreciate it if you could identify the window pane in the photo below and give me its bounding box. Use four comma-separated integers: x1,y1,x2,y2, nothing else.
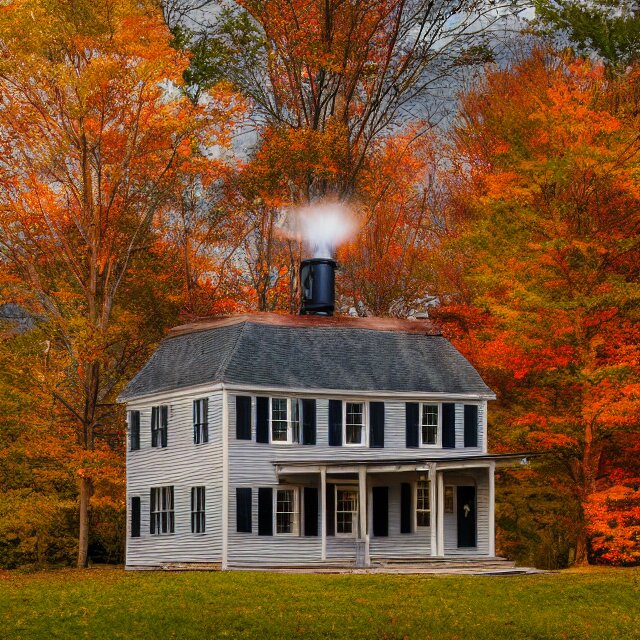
336,489,358,535
421,405,438,444
272,399,288,442
345,403,364,444
291,399,301,443
416,480,431,528
276,489,295,534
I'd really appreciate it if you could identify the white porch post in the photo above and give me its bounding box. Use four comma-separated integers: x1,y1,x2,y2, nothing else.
320,466,327,561
429,463,438,557
437,470,445,557
489,461,496,557
358,465,369,566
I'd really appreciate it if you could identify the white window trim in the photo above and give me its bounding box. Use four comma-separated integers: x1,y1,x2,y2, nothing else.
193,397,209,446
269,397,302,445
414,479,432,529
335,485,359,537
342,400,368,447
419,402,441,448
273,486,300,536
150,486,175,536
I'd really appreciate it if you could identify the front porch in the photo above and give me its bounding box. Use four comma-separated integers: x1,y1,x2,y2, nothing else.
274,458,498,567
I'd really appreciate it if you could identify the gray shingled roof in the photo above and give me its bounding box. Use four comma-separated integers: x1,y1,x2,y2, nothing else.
119,317,493,401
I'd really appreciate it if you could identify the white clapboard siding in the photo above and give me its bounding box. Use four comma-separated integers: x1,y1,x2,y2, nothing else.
126,391,223,567
442,470,490,556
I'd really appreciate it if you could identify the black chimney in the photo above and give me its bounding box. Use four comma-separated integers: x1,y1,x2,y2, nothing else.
300,258,337,316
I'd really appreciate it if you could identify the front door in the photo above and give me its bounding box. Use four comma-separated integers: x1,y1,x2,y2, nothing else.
457,486,476,548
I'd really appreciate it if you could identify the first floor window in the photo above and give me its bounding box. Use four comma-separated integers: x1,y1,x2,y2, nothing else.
421,404,438,446
271,398,301,444
191,486,206,533
336,487,358,535
444,486,454,513
416,480,431,527
150,486,174,534
345,402,365,445
128,410,140,451
193,398,209,444
275,488,298,534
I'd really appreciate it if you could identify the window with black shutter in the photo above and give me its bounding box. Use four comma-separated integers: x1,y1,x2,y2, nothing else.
372,486,388,537
152,406,168,448
236,396,252,440
464,404,479,447
128,410,140,451
160,405,168,448
130,496,140,538
303,487,318,536
400,482,412,533
256,397,269,443
257,487,273,535
328,400,342,446
191,486,206,533
302,399,316,445
236,488,252,533
442,403,456,448
369,402,384,448
406,403,419,448
193,399,209,444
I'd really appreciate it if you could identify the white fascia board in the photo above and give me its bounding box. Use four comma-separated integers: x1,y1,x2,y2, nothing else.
222,383,496,402
120,383,224,407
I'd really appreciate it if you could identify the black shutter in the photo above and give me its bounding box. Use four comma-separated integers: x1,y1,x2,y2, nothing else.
236,488,252,533
303,487,319,536
131,496,140,538
442,403,456,448
256,397,269,443
464,404,479,447
302,399,316,445
406,402,419,448
369,402,385,448
202,398,209,443
257,487,273,535
372,486,389,537
326,483,335,536
129,411,140,451
150,489,156,534
328,400,342,446
235,396,252,440
160,405,168,448
400,482,412,533
151,406,158,447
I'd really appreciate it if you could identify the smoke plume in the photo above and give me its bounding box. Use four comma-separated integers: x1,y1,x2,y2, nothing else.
281,202,358,258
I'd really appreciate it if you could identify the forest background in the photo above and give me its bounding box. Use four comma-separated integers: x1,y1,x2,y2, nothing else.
0,0,638,570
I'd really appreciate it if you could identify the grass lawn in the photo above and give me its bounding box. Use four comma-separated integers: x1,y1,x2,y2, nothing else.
1,566,638,640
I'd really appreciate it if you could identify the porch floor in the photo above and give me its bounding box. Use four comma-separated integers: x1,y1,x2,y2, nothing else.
226,556,545,575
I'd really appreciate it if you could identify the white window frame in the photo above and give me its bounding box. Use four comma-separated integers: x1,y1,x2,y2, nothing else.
193,398,209,445
343,400,368,447
419,402,441,448
335,485,359,537
150,486,174,535
269,397,302,444
191,486,206,534
415,479,431,529
274,486,299,535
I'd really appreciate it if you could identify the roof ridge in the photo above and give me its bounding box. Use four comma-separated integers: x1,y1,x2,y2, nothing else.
216,320,248,381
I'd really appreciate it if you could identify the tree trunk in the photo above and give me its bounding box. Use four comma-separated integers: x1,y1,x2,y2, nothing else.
77,475,93,568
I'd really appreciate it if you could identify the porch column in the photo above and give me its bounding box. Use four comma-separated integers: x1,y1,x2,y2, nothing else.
489,461,496,557
320,466,327,561
437,470,445,556
358,465,370,566
429,463,438,557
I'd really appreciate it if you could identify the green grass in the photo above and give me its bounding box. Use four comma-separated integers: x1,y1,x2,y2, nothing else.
1,567,639,640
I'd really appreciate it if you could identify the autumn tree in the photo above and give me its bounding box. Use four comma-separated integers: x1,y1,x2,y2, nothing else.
434,51,640,565
0,0,239,566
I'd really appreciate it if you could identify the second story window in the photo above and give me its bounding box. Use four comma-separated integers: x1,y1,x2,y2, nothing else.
151,405,168,448
344,402,365,445
193,398,209,444
421,404,439,446
270,398,301,444
128,410,140,451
